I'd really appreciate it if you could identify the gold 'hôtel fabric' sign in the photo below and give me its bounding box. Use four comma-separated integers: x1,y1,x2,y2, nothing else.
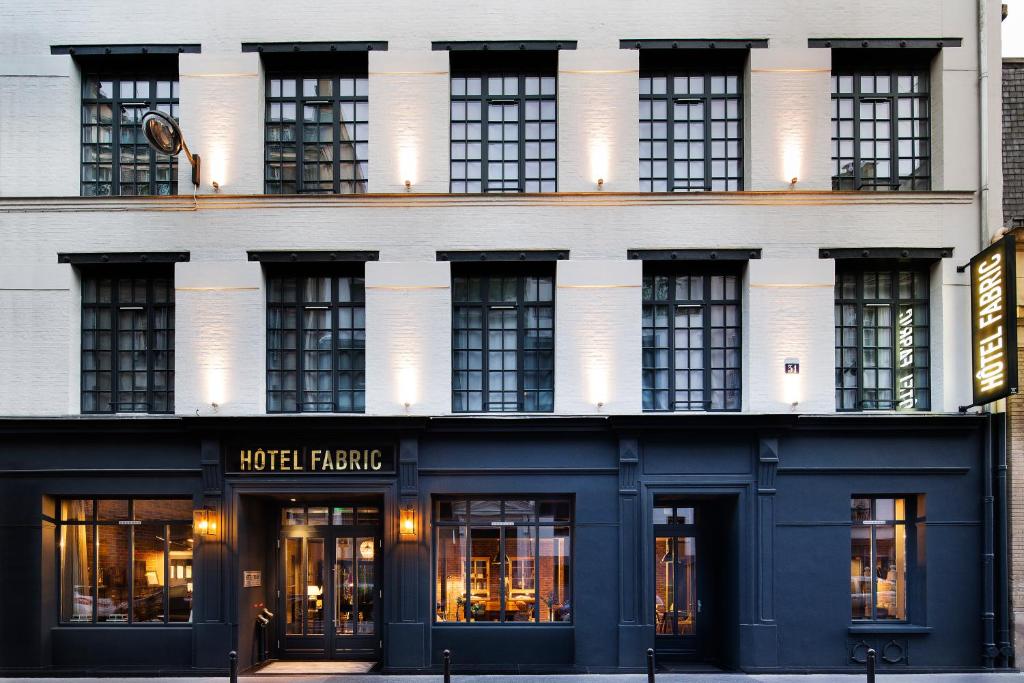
227,445,395,474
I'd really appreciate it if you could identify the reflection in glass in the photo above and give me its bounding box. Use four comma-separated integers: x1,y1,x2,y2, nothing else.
97,499,129,521
307,538,324,634
61,524,94,622
282,507,306,526
336,538,354,635
654,535,696,635
655,536,673,633
356,536,375,634
307,507,329,526
333,506,354,525
168,526,193,622
470,527,500,621
97,525,129,622
538,526,571,622
285,538,302,634
133,524,165,622
135,499,192,521
62,499,94,522
435,526,467,621
675,537,696,635
357,507,380,526
504,526,536,622
851,497,909,621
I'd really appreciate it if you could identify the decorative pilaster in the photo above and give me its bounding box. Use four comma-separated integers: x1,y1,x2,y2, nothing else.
757,436,779,623
617,437,645,668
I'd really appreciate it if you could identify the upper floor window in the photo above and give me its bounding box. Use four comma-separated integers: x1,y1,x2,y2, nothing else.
81,74,179,196
452,266,555,412
266,268,366,413
835,266,930,411
81,268,174,414
639,51,745,192
642,266,742,411
831,54,931,191
264,73,368,194
450,52,557,193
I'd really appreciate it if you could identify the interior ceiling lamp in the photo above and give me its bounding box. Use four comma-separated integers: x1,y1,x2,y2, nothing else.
141,110,201,187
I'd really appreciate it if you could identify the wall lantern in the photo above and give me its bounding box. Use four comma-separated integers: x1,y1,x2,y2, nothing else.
141,110,201,188
400,505,417,538
193,507,218,538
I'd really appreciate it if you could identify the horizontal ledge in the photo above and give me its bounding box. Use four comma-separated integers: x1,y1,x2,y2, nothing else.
620,39,769,50
848,624,933,635
419,467,618,475
777,466,970,475
248,250,379,263
241,41,387,53
629,248,762,261
432,40,577,51
57,252,190,264
809,38,962,49
0,468,201,476
438,250,568,262
51,44,201,55
819,247,954,260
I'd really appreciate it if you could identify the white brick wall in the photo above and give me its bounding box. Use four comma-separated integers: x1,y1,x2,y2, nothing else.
0,0,1004,417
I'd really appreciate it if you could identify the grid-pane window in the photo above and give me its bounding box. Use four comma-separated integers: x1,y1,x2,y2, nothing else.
452,271,554,412
267,271,366,412
640,69,743,191
831,66,930,190
835,268,930,411
57,498,193,624
265,75,368,194
851,497,910,622
642,269,741,411
450,63,557,193
81,75,179,196
434,498,571,624
81,270,174,414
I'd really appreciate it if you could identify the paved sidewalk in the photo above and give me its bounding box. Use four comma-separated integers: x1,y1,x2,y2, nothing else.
3,674,1024,682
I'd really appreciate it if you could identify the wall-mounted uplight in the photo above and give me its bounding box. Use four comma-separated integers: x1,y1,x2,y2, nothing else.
597,178,605,190
141,110,201,188
400,506,417,538
193,507,218,539
211,181,220,192
789,177,798,189
404,179,412,192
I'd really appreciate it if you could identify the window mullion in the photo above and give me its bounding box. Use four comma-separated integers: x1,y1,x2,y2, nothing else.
332,277,339,412
856,276,865,409
703,276,713,411
334,90,342,194
296,285,305,413
296,90,305,194
111,83,121,195
667,286,677,412
463,523,471,621
851,80,862,189
533,521,540,622
146,279,154,413
499,527,507,621
110,277,120,412
163,523,170,624
516,276,526,411
481,277,491,411
518,76,527,193
704,79,713,191
481,84,490,192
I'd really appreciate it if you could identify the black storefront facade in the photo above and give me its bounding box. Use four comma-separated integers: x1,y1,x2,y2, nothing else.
0,412,1013,675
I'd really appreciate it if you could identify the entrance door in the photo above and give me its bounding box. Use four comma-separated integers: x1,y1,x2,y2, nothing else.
653,503,708,660
279,504,381,660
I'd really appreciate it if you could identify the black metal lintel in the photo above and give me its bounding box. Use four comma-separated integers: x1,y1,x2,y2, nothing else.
808,38,962,49
58,252,190,264
241,41,388,53
629,248,762,261
248,250,379,263
432,40,577,52
437,250,568,262
818,247,953,260
51,44,201,56
620,38,769,50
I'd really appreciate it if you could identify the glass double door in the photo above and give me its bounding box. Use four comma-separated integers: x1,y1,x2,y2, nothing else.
654,504,708,660
280,508,379,659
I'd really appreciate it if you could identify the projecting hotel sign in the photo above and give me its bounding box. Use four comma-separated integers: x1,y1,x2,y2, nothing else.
226,445,395,474
968,235,1018,407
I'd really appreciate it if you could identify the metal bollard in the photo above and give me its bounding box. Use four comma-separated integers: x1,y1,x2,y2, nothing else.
443,649,451,683
228,650,238,683
866,647,876,683
646,647,655,683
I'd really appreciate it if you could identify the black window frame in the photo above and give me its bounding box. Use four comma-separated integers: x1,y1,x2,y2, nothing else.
831,51,932,191
639,50,746,192
265,265,367,413
850,496,920,624
54,497,194,626
642,263,743,412
834,264,931,411
433,496,573,625
451,264,556,413
449,52,558,193
80,266,175,414
79,57,180,197
262,54,370,195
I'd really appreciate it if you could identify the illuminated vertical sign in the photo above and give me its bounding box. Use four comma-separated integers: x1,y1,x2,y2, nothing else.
968,235,1018,407
896,305,916,410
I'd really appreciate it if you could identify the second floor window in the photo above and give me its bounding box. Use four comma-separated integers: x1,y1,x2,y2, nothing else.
81,74,179,196
640,52,744,191
835,267,930,411
642,268,741,411
265,74,368,194
450,53,557,193
81,269,174,414
831,59,931,190
266,271,366,413
452,269,554,412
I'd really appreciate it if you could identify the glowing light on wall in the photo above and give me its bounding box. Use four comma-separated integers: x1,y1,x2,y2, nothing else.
783,141,802,187
585,360,610,409
203,355,228,410
206,142,229,191
399,145,418,189
397,365,418,409
589,139,610,189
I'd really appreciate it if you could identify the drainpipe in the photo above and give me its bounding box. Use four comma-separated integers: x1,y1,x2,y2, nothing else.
984,412,997,668
996,413,1012,666
979,0,991,249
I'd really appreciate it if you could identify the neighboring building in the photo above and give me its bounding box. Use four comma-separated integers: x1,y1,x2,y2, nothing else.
0,1,1011,676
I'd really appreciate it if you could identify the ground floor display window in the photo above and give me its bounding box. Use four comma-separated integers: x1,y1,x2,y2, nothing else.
434,497,571,624
851,497,912,621
57,498,193,624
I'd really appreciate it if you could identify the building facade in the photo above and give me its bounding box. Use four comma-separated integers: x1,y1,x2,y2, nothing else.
0,0,1013,675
